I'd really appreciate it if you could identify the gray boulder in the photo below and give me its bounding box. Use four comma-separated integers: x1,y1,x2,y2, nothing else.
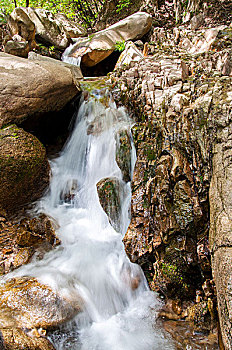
0,52,82,128
65,12,152,67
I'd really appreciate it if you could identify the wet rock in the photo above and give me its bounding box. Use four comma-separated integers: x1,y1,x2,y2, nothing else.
0,125,49,215
67,12,152,67
162,319,218,349
115,129,133,182
97,177,122,232
0,325,55,350
111,51,215,300
0,277,81,349
111,13,232,348
186,299,216,331
0,277,81,329
0,52,81,128
0,214,59,275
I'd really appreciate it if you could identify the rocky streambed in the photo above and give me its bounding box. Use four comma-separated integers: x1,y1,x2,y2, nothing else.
0,2,232,349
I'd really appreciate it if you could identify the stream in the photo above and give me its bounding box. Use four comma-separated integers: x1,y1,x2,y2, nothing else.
8,82,175,349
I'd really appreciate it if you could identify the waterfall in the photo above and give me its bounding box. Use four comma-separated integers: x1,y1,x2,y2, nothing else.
62,42,81,66
8,83,174,349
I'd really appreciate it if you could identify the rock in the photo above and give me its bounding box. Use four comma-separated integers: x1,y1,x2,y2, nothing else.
186,299,215,331
54,12,86,39
0,52,81,128
66,12,152,67
111,53,213,299
4,39,29,58
28,52,83,86
97,177,123,232
0,324,55,350
190,14,204,30
170,93,189,112
115,128,133,182
8,7,35,42
212,249,232,349
0,277,81,329
8,7,86,50
110,17,232,347
0,125,49,214
0,213,59,275
114,41,144,70
209,81,232,348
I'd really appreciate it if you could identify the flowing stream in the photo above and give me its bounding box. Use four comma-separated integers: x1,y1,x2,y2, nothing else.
9,82,174,349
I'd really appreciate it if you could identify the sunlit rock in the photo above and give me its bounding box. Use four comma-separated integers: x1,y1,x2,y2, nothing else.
0,277,81,329
64,12,152,67
7,7,86,50
0,52,81,128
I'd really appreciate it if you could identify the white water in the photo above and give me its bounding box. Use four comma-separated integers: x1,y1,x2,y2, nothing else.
62,43,81,66
8,85,174,349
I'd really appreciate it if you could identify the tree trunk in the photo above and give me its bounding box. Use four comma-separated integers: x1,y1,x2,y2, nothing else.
14,0,17,8
26,0,29,6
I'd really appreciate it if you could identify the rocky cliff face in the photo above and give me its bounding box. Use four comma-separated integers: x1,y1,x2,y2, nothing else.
209,81,232,348
111,20,232,346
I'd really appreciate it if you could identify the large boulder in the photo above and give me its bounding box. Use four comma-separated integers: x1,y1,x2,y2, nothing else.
64,12,152,67
8,7,86,50
0,277,81,329
0,125,49,215
0,52,82,128
8,7,35,42
0,277,81,349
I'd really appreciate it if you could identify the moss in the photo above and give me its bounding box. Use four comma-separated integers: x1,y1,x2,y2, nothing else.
159,261,189,292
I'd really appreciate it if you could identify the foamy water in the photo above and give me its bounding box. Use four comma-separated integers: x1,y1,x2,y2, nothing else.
7,86,174,349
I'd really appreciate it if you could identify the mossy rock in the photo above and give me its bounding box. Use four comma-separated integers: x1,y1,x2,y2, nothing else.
0,125,49,215
97,177,122,232
115,129,132,183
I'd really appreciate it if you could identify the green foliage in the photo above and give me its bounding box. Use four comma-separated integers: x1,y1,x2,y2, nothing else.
116,0,131,13
1,0,106,28
114,40,125,52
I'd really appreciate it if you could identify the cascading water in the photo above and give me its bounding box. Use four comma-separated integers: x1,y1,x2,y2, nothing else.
62,43,81,66
7,82,174,349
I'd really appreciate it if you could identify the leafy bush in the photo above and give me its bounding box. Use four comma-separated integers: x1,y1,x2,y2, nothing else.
1,0,106,28
116,0,131,13
114,40,125,52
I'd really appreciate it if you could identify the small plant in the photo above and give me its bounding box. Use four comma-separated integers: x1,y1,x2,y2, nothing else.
116,0,131,13
49,45,55,53
114,40,126,52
